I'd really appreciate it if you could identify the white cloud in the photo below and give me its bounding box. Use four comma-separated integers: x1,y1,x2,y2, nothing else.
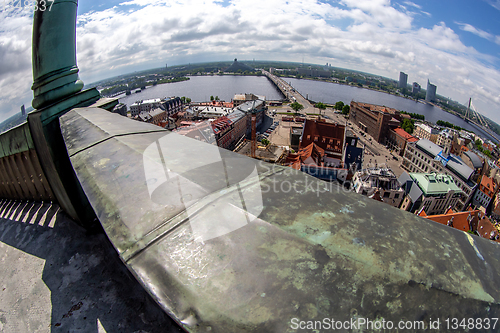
457,22,493,40
485,0,500,11
403,1,421,9
1,0,500,125
0,8,33,120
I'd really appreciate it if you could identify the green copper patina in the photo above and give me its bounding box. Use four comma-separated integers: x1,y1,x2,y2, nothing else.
31,0,83,109
61,108,500,332
28,0,117,225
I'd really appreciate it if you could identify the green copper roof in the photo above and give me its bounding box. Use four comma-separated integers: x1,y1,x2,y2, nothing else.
410,172,462,196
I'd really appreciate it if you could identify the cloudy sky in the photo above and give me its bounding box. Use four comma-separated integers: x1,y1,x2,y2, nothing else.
0,0,499,123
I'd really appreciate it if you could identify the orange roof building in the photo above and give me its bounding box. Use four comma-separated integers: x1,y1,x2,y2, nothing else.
420,208,480,232
420,208,500,243
285,142,325,170
387,127,418,156
299,119,345,160
473,175,498,209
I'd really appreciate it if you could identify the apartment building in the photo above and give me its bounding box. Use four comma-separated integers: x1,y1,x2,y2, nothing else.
413,123,438,143
386,127,418,156
352,167,404,208
473,176,498,209
402,139,476,211
349,102,401,143
399,172,462,215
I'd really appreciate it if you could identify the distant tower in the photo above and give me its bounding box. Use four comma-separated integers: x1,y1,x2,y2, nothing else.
21,104,26,116
399,72,408,89
412,82,421,94
426,80,437,102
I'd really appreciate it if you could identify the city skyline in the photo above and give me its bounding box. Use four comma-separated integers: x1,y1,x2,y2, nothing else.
0,0,499,123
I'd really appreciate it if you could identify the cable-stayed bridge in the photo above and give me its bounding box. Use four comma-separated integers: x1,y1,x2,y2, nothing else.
463,98,498,140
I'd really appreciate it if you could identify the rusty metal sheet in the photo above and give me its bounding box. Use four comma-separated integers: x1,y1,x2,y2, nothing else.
61,108,500,332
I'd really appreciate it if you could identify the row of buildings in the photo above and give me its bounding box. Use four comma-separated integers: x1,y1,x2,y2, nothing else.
398,71,437,102
347,100,500,226
174,94,266,150
352,165,500,243
116,97,185,127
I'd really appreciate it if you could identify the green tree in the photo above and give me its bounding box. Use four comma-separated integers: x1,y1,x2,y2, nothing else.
186,97,191,103
315,102,326,115
334,101,345,110
290,102,304,114
342,105,350,115
401,119,414,134
215,96,220,101
261,138,270,146
475,139,482,148
180,96,186,104
210,95,214,101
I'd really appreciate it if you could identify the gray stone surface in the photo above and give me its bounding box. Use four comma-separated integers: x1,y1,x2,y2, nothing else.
0,199,182,332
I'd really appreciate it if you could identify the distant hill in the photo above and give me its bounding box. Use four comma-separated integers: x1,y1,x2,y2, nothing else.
224,58,257,73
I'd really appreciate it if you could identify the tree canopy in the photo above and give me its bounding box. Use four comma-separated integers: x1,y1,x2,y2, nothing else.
401,119,415,134
315,102,326,110
290,102,304,114
334,101,345,110
342,105,350,115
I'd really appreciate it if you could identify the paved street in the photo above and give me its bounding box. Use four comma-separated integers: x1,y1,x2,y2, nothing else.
267,103,405,176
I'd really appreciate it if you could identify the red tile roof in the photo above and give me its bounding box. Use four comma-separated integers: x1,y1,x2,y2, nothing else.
477,216,500,242
285,142,325,170
300,119,345,154
423,210,480,232
481,175,496,189
393,127,418,142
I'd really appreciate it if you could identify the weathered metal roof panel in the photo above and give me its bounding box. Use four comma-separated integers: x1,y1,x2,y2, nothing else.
0,122,34,158
61,108,500,332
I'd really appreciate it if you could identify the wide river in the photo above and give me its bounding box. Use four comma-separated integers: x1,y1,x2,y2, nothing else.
118,75,499,142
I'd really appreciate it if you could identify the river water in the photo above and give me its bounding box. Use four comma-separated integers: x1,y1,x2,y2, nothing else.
119,75,283,105
285,78,499,142
117,75,499,142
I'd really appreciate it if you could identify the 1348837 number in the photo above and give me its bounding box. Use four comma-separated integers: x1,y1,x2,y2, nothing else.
445,318,498,330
